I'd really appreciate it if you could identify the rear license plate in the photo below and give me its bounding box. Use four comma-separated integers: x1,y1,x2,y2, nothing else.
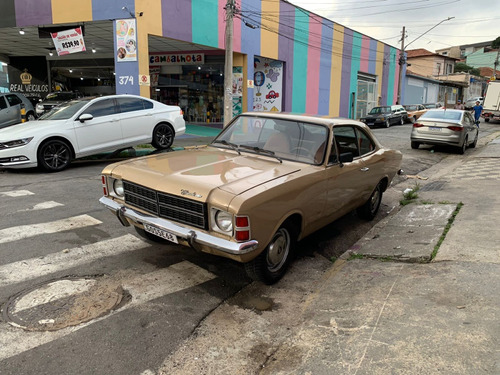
144,224,178,243
429,126,442,131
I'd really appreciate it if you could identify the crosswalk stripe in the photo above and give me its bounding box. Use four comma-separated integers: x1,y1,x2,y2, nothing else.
0,190,34,197
0,261,216,361
0,214,102,244
0,234,147,287
17,201,64,212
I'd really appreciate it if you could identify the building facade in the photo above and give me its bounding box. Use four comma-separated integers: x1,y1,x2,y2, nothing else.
0,0,402,121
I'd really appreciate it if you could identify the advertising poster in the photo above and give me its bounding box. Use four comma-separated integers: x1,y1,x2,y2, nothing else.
51,27,86,56
253,57,283,112
115,19,137,62
232,67,243,117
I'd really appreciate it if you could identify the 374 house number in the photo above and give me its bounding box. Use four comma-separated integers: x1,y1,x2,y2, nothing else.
118,76,134,85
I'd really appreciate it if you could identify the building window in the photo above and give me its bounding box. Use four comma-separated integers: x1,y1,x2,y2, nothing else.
446,64,453,74
356,73,377,119
436,63,441,75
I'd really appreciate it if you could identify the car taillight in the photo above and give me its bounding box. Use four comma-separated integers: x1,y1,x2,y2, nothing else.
180,109,184,115
235,215,250,242
413,123,424,128
101,175,108,195
447,126,464,132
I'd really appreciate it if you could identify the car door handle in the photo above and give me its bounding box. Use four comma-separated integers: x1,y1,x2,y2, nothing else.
110,118,119,122
360,167,370,172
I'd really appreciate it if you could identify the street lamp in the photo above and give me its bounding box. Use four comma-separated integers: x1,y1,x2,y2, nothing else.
397,17,455,104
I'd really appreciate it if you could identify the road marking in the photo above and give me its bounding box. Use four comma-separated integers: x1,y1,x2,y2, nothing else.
0,234,147,287
0,261,216,361
0,190,34,197
0,214,102,244
17,201,64,212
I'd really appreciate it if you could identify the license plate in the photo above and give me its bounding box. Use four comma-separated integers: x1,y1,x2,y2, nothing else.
367,123,374,126
144,224,178,243
429,126,442,131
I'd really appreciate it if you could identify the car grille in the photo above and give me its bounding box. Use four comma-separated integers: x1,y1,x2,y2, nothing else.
123,180,208,229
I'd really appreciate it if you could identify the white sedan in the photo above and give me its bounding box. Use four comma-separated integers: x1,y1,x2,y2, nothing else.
0,94,185,172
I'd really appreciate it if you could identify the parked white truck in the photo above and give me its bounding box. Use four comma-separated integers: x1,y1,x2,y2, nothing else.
482,81,500,122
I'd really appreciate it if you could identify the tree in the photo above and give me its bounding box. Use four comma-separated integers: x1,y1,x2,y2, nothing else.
492,37,500,49
455,62,481,76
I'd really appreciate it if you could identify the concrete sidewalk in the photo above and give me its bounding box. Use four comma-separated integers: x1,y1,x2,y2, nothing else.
157,131,500,375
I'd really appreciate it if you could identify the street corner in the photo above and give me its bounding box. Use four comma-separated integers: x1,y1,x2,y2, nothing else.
348,204,457,262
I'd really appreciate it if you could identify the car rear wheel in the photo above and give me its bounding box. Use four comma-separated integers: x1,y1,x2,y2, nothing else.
411,141,420,149
458,136,468,154
357,181,383,221
37,139,72,172
152,123,174,150
485,118,490,122
244,222,296,285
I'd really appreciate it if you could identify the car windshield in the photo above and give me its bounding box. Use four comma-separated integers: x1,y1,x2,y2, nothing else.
404,105,418,111
212,115,329,165
420,110,462,121
44,92,76,101
368,106,391,114
38,99,91,120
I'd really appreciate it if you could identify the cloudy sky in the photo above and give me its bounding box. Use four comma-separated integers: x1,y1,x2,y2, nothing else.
290,0,500,52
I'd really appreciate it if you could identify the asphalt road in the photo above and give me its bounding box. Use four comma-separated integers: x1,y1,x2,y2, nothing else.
0,119,497,375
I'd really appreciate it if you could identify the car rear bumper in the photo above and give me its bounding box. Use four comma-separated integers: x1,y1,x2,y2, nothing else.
99,196,259,256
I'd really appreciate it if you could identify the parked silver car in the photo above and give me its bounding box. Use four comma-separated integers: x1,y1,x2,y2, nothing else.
410,109,478,154
0,92,36,129
36,91,82,116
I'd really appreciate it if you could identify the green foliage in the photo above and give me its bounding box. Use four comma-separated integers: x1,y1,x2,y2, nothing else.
492,37,500,49
455,62,480,76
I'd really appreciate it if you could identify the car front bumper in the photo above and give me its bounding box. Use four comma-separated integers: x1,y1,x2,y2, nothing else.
99,196,259,256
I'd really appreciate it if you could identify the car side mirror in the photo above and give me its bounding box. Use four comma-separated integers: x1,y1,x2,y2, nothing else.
339,152,354,167
78,113,93,123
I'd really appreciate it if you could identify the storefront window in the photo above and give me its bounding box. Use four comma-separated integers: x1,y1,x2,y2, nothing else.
151,54,224,124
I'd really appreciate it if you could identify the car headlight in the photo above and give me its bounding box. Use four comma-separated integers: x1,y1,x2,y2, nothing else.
380,117,385,121
211,208,233,234
113,179,124,197
36,104,43,110
0,137,34,149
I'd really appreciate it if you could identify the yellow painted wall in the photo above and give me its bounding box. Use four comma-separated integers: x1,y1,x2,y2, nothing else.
260,0,279,59
51,0,92,23
376,41,385,103
329,24,344,117
136,0,163,97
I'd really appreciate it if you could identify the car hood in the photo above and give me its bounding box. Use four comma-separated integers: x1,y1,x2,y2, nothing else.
105,147,301,199
0,119,65,140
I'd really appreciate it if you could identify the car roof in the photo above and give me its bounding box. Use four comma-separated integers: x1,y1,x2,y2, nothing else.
239,112,369,129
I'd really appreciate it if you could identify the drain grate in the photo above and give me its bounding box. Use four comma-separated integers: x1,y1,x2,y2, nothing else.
421,180,447,192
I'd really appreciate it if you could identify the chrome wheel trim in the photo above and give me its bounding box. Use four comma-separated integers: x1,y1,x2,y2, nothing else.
266,228,290,272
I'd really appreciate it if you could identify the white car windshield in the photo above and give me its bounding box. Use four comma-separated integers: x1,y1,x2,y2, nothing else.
212,115,329,165
38,99,91,120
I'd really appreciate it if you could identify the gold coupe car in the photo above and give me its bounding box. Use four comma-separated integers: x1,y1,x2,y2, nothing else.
100,113,402,284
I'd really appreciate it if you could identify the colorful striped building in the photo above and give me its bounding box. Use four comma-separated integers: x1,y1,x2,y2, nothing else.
1,0,404,121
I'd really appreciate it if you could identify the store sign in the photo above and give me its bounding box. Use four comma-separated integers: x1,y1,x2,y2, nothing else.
150,53,205,66
139,74,150,86
51,27,86,56
9,68,49,102
115,19,137,62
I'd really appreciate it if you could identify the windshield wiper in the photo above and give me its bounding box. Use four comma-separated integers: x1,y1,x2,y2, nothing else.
239,145,282,163
212,140,240,155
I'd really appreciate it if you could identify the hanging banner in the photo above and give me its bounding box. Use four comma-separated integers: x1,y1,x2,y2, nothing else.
115,19,137,62
51,27,86,56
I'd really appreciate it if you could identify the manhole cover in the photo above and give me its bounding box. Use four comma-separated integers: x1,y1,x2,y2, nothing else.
3,277,123,331
421,180,447,191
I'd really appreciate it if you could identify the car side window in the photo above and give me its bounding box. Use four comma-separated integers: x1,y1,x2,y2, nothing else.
142,99,153,109
464,113,473,125
6,94,22,106
85,99,118,118
356,128,375,156
0,96,7,110
333,126,359,158
117,98,146,113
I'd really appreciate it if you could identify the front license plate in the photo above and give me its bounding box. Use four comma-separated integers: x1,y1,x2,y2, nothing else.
144,224,179,243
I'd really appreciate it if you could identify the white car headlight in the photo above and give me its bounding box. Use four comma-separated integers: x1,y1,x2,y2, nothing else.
113,179,124,197
0,137,34,149
211,209,233,234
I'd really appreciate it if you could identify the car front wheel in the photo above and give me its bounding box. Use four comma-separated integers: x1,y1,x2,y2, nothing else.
357,181,383,221
399,116,404,125
27,111,36,121
152,123,174,150
37,139,72,172
458,136,468,154
385,119,390,128
244,222,296,285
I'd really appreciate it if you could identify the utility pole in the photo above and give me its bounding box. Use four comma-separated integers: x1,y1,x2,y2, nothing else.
223,0,235,127
397,26,405,105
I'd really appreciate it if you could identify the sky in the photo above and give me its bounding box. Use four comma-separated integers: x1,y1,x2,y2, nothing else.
290,0,500,53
